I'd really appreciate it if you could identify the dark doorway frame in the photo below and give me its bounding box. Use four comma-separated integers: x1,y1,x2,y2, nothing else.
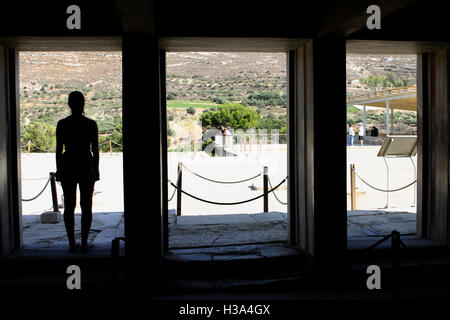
0,37,122,257
159,38,311,255
346,40,450,248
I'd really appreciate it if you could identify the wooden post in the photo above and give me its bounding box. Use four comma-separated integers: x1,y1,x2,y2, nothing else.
27,140,31,154
49,172,59,212
263,166,268,212
350,164,356,210
109,139,113,156
176,162,182,216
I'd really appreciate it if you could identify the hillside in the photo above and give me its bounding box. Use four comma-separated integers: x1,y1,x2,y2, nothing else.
19,51,122,136
18,51,417,150
346,54,417,134
166,52,287,101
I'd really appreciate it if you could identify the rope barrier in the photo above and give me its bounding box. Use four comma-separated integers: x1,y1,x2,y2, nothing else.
182,164,262,184
169,177,287,206
398,238,450,286
355,171,417,193
21,139,121,152
28,141,55,152
364,233,393,251
365,231,450,287
21,177,51,202
268,176,287,205
22,176,49,181
168,173,180,202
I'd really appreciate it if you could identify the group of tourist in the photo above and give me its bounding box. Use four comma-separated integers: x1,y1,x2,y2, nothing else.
348,123,378,146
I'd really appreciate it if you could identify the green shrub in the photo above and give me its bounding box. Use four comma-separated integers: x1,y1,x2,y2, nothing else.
212,97,229,104
200,103,260,130
21,122,56,152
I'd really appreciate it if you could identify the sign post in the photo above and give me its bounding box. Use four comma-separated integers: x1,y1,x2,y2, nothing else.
377,136,417,209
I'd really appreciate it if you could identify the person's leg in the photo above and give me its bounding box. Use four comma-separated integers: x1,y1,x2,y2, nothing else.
61,181,77,250
350,136,353,146
361,137,364,146
79,180,95,250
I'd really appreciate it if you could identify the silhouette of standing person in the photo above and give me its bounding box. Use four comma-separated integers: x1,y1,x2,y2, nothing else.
55,91,100,252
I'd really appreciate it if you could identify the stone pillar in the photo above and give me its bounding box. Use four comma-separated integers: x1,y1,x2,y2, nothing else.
289,37,346,265
418,49,450,246
122,35,163,286
0,48,21,257
311,37,347,263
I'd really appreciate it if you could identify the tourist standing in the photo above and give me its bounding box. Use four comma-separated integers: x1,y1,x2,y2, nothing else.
370,125,378,137
55,91,99,253
358,123,365,146
348,124,355,146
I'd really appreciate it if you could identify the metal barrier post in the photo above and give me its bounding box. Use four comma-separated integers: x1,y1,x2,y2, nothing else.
109,140,113,156
383,156,390,208
410,156,416,207
177,162,183,216
350,164,356,210
263,166,268,212
27,140,31,154
49,172,59,212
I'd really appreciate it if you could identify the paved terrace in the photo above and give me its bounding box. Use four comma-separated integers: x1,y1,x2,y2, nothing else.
19,146,417,250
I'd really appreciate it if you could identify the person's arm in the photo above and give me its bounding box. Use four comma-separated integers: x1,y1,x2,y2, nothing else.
92,121,100,180
55,121,63,181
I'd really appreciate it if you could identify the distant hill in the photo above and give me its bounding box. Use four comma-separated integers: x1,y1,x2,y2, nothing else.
19,52,122,136
18,51,417,140
346,54,416,93
166,52,287,101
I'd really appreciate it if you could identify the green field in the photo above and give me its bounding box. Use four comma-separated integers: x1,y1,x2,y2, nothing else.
167,100,219,109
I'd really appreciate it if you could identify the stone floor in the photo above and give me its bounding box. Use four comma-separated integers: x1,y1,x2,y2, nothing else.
167,243,299,262
168,210,288,249
168,208,416,248
20,208,416,251
347,208,416,237
22,211,124,249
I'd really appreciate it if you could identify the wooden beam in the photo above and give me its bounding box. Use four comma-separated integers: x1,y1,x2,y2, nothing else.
347,40,450,54
160,37,306,52
0,37,122,51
